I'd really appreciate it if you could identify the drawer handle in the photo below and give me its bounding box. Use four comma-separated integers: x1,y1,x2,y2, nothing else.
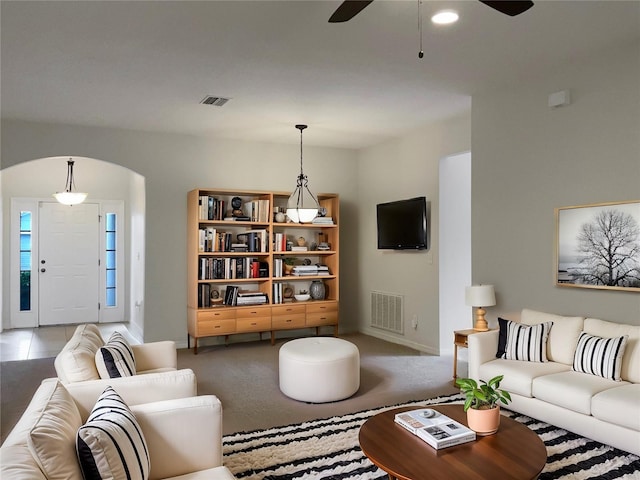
286,319,292,323
251,322,257,326
319,317,327,320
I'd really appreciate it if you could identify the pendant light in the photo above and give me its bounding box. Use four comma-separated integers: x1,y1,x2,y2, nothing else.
286,124,319,223
53,158,87,206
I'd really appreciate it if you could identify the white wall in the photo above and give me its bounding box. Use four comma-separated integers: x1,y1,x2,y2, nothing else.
356,114,472,354
128,173,146,341
472,41,640,325
1,121,359,342
439,152,471,354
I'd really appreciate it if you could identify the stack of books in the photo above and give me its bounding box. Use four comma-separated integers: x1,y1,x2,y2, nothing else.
312,217,334,225
394,408,476,450
224,287,268,306
236,290,268,306
291,265,330,276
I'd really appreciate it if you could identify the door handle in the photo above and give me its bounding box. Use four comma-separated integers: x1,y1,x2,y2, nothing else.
40,268,46,273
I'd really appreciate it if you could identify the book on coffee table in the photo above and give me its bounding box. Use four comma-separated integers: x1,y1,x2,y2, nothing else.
394,408,476,450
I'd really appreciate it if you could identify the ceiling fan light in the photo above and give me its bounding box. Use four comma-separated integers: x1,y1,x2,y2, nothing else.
431,10,459,25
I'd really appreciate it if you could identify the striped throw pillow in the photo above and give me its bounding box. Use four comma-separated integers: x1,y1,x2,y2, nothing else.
573,332,628,381
502,320,553,362
77,386,150,480
95,331,136,378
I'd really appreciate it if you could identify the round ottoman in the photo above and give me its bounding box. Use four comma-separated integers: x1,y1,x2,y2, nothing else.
279,337,360,403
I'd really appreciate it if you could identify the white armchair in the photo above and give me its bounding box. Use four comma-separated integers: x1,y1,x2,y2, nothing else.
0,377,235,479
54,324,180,383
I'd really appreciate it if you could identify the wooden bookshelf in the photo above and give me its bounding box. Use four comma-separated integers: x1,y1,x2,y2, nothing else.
187,188,339,353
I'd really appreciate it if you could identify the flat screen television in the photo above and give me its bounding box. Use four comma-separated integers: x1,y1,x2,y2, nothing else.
376,196,428,250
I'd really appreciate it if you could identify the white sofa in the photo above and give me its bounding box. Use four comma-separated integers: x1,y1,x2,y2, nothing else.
54,324,178,383
0,375,236,479
468,309,640,455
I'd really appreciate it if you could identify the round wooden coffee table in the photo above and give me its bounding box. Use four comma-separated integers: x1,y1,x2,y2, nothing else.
359,404,547,480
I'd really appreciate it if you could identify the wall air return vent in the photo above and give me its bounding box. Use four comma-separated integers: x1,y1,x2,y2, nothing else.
371,291,404,334
200,96,230,107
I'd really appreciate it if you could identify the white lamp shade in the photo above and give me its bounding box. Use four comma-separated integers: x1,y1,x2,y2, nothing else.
465,285,496,307
53,191,88,206
286,207,317,224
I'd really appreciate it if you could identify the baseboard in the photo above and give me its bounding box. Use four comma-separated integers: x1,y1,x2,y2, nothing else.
359,327,439,355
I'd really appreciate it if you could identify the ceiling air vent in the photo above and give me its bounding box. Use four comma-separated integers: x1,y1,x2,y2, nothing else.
200,96,230,107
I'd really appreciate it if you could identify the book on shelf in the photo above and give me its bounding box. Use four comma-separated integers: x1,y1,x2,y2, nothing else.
272,232,287,252
223,285,239,306
243,199,270,223
311,217,334,225
199,195,225,221
291,265,330,276
394,408,476,450
290,246,308,252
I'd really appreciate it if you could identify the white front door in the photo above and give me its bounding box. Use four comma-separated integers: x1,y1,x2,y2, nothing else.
39,202,100,325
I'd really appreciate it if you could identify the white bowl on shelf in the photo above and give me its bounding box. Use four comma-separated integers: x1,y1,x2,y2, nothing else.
294,294,311,302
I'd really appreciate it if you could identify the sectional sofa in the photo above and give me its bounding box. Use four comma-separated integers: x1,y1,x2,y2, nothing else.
468,309,639,455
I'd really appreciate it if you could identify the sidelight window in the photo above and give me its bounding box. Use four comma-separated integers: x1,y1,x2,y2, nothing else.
105,213,117,307
19,211,32,311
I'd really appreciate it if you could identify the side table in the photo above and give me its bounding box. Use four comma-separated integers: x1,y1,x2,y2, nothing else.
453,328,481,382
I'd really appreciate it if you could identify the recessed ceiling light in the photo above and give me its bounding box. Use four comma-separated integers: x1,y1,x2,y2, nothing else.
431,10,459,25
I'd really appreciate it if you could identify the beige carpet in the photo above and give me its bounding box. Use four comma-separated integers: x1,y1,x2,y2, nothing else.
176,333,458,435
1,333,458,442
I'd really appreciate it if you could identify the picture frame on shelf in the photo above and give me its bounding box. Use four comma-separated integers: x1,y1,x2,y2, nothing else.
555,200,640,292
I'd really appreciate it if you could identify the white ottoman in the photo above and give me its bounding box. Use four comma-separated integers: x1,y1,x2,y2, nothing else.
279,337,360,403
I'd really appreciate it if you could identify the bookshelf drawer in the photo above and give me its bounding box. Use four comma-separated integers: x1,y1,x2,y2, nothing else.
306,311,338,327
198,319,236,336
306,302,338,315
198,309,236,322
236,306,271,317
272,304,306,316
237,316,271,332
272,314,306,329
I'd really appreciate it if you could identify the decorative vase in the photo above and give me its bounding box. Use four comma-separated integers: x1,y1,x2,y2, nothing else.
466,405,501,436
275,212,286,223
309,280,325,300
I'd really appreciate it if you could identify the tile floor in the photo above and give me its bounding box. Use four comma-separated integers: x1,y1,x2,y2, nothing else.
0,323,130,361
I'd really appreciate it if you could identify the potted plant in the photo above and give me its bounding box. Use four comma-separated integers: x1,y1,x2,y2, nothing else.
283,257,295,276
455,375,511,436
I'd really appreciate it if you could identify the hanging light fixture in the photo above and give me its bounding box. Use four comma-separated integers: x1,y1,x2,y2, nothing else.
53,158,87,206
286,124,319,223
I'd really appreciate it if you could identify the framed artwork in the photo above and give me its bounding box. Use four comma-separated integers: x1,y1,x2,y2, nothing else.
555,200,640,292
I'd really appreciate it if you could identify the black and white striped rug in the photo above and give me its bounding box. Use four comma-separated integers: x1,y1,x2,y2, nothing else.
223,393,640,480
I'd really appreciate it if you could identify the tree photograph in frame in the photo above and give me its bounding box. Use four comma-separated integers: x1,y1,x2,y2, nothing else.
556,200,640,292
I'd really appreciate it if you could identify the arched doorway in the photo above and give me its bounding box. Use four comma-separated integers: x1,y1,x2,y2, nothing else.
1,157,145,337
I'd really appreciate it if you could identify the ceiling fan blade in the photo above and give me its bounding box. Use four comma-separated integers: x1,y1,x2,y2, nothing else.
329,0,374,23
479,1,534,16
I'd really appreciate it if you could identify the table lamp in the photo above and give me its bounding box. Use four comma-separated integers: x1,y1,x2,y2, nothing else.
465,285,496,331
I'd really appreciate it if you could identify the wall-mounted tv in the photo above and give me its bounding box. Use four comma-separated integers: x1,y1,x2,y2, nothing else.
376,196,428,250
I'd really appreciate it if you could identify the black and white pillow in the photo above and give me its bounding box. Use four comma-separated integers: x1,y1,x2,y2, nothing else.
501,319,553,362
76,386,150,480
573,332,628,381
95,331,136,378
496,317,511,358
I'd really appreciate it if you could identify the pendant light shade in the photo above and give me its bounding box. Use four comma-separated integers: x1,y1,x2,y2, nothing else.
53,159,87,206
286,124,319,223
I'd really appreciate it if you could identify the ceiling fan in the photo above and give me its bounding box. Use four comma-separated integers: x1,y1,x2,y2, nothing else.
329,0,534,23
